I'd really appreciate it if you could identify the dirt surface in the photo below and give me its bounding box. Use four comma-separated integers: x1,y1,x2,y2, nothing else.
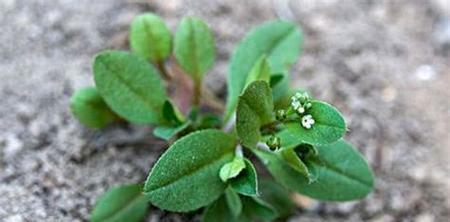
0,0,449,221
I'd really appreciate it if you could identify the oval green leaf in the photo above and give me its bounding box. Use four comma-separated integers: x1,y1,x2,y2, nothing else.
224,21,302,121
230,159,258,196
259,180,295,219
254,139,374,201
174,16,215,80
91,184,149,222
236,81,275,148
220,157,246,182
144,129,236,212
130,13,172,63
278,148,310,179
244,55,271,89
225,187,242,217
93,50,167,124
277,100,346,146
240,196,277,221
203,196,244,222
153,121,190,141
70,87,119,128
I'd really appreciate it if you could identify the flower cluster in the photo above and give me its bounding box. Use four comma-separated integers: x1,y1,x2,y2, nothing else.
291,92,315,129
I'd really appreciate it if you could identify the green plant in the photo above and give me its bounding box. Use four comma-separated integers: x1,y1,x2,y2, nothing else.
70,13,374,222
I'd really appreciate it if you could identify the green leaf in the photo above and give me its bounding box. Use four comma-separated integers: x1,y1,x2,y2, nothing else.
225,187,242,217
277,101,346,146
254,139,374,201
91,184,149,222
244,55,271,88
278,148,310,178
271,73,290,104
174,16,215,81
230,159,258,196
153,121,190,141
236,81,275,148
240,196,277,221
259,180,295,218
203,195,277,222
224,21,302,121
220,157,246,182
93,50,167,124
203,196,248,222
273,88,296,110
70,87,119,128
130,13,172,63
269,73,284,88
197,113,222,129
162,100,185,125
144,129,236,212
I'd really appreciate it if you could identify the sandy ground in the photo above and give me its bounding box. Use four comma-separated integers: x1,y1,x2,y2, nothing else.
0,0,449,221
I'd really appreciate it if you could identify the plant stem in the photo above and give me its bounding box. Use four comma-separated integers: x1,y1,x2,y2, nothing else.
193,78,202,107
260,120,281,135
202,86,225,112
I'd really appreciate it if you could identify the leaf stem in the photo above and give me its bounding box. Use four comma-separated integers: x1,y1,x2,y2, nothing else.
192,78,202,107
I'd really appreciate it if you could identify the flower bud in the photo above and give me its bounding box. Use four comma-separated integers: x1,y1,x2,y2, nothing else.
275,109,286,121
266,135,281,151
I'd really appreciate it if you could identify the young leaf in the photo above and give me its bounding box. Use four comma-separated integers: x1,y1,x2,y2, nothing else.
130,13,172,63
278,148,310,179
70,87,119,128
225,21,302,121
174,16,215,81
244,55,271,88
144,129,236,212
225,187,242,217
236,81,275,148
230,159,258,196
220,157,246,182
93,50,167,124
91,184,149,222
153,121,190,141
254,139,374,201
277,101,346,146
259,180,295,218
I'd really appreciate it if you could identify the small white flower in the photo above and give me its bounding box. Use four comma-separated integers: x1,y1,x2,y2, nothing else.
301,114,315,129
291,100,301,110
295,92,309,102
297,106,305,114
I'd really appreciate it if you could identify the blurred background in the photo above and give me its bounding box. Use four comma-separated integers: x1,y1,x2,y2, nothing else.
0,0,449,221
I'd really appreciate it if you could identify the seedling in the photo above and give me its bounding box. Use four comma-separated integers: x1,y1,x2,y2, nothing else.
71,13,374,222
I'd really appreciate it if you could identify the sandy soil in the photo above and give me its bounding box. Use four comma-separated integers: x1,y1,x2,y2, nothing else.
0,0,449,221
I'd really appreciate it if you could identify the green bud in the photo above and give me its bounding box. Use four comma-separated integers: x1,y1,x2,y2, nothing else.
266,135,281,151
276,109,286,121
